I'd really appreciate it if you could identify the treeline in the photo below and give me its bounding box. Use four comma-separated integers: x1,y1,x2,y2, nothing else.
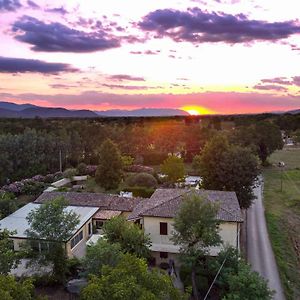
0,113,298,185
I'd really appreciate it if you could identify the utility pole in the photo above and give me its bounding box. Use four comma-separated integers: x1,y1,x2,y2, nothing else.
278,161,285,192
59,149,62,173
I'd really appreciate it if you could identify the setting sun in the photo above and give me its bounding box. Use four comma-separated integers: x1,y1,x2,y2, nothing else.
181,105,216,116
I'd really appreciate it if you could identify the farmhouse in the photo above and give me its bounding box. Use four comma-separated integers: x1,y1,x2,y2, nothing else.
0,189,243,264
128,189,243,266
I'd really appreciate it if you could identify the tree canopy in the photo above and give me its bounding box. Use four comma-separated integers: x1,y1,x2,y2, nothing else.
0,192,17,219
0,275,34,300
172,193,221,300
95,139,123,190
103,216,151,258
83,239,123,276
26,197,80,282
196,134,259,209
81,253,186,300
0,229,20,275
161,155,185,183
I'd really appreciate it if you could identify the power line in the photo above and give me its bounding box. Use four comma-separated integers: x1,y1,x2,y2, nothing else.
203,227,241,300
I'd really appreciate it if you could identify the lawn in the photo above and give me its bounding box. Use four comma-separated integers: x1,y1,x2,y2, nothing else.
263,148,300,300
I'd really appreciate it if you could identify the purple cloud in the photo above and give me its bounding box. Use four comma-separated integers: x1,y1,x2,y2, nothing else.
0,56,77,74
261,77,292,85
0,0,21,11
108,74,145,81
45,6,68,15
139,8,300,44
102,84,150,90
253,84,288,92
27,0,39,9
13,16,121,53
292,76,300,86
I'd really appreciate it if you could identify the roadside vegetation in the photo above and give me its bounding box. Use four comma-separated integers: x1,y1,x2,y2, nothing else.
263,148,300,300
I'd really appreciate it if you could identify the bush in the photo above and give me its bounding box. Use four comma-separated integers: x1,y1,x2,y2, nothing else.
22,181,46,195
125,164,154,174
142,151,168,165
123,186,155,198
66,257,82,278
77,163,87,175
86,165,97,176
126,172,157,188
44,173,55,183
63,168,78,179
53,171,63,181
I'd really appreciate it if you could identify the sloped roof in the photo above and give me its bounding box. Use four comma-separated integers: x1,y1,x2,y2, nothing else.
35,192,141,212
0,203,98,239
93,210,121,219
128,189,243,222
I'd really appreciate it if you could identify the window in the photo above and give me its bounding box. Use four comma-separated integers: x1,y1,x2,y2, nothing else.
71,230,83,249
160,222,168,235
160,252,168,259
95,220,104,229
88,222,92,236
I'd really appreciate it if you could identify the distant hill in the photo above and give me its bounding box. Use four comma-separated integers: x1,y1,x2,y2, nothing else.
286,109,300,115
0,101,37,111
95,108,189,117
0,101,98,118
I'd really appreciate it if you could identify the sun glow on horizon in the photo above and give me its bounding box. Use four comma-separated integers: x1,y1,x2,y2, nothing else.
181,105,216,115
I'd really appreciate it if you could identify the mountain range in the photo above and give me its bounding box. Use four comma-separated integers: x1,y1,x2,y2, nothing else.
0,102,188,118
0,101,299,118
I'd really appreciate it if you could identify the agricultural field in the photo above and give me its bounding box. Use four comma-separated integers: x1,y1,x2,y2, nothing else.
263,148,300,300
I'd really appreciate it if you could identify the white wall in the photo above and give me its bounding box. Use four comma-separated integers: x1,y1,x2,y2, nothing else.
143,216,239,256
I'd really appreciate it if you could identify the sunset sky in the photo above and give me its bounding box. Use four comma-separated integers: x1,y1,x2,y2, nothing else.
1,0,300,114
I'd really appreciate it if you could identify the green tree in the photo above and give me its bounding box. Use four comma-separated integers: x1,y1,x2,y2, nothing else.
26,197,80,283
103,216,151,258
81,253,186,300
233,121,283,165
0,192,17,219
172,193,221,300
0,229,20,275
161,155,185,183
83,239,123,276
222,261,274,300
95,139,123,190
197,134,259,209
0,275,34,300
121,155,134,169
126,172,157,188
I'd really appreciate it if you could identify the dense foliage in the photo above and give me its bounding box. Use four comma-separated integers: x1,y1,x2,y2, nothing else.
83,239,123,276
81,253,186,300
95,139,123,190
196,134,260,209
161,155,185,183
0,229,20,275
26,197,80,283
103,216,151,258
0,275,34,300
172,193,221,300
125,172,157,188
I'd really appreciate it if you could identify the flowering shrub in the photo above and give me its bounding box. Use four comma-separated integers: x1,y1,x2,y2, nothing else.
86,165,97,176
2,182,24,195
32,175,45,182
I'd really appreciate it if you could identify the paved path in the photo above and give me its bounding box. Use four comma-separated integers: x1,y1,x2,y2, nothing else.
247,180,285,300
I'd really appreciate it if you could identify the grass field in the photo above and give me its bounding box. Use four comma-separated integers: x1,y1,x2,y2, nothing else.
263,148,300,300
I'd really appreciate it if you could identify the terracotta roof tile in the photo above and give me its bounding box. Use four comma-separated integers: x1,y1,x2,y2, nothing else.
128,188,243,222
35,192,141,212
